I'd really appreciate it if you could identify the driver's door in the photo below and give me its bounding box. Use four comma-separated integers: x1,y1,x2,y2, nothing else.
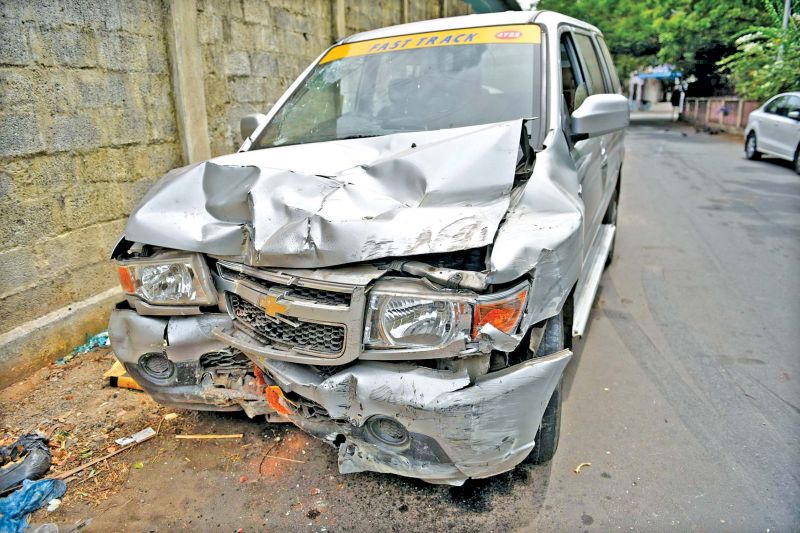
561,31,603,261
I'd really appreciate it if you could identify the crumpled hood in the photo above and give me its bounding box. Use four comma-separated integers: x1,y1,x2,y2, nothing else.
125,120,522,268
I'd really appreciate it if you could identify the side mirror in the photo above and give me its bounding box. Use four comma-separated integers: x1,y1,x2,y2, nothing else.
571,94,630,140
240,113,267,141
788,110,800,121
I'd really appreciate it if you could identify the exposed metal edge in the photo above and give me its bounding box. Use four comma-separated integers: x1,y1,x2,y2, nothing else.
572,224,615,337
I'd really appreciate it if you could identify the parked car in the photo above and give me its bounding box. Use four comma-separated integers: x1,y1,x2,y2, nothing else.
745,91,800,174
109,11,628,485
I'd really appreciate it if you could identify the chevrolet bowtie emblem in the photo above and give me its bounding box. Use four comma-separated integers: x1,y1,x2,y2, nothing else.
258,295,287,318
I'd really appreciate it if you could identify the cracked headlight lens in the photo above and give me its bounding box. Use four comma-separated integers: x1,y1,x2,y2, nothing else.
365,294,472,349
117,253,216,306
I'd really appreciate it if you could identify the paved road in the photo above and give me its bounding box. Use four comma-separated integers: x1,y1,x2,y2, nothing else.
59,119,799,532
525,118,800,531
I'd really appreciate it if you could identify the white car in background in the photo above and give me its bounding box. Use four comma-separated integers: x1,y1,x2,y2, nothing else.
744,91,800,174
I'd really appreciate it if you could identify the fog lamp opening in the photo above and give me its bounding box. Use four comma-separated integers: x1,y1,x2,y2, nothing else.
139,352,174,380
365,416,409,446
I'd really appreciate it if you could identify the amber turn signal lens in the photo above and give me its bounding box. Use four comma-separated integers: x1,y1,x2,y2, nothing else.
472,289,527,337
117,266,135,294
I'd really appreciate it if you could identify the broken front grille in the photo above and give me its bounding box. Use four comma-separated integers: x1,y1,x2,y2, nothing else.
199,349,251,370
228,294,346,355
218,264,351,306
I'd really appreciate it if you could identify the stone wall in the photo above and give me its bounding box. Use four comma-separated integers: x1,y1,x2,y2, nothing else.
0,0,182,384
0,0,472,386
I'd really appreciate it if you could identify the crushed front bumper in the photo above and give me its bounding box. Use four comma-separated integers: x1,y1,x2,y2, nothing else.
109,309,571,485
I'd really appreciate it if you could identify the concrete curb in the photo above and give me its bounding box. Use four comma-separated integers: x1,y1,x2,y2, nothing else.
0,287,123,388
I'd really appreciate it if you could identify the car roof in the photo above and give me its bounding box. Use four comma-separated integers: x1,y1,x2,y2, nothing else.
342,10,602,44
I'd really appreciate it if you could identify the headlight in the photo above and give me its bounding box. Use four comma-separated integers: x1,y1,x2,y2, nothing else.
364,281,529,350
117,253,216,306
365,294,472,349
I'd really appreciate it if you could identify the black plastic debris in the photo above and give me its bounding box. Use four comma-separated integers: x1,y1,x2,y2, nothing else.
0,435,52,494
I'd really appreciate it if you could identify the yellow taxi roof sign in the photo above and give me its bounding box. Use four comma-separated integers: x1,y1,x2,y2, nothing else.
321,24,541,64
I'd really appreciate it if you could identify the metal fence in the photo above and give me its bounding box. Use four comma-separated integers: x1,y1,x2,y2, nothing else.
683,97,761,133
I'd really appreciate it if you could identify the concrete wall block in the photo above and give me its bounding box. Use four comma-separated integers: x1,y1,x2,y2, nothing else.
0,68,36,108
62,181,129,230
34,26,97,68
49,114,101,152
77,72,127,108
0,20,33,66
224,49,251,76
141,143,182,180
61,0,123,30
0,247,37,298
229,76,267,103
145,36,169,73
251,52,278,76
76,147,132,182
97,31,148,71
4,153,74,199
118,0,164,36
33,218,126,284
146,106,179,143
229,20,257,51
0,113,44,157
253,25,280,52
102,107,149,146
243,0,272,25
0,194,68,250
41,72,79,114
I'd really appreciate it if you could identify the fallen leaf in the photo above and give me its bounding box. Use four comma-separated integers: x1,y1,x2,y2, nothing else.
574,462,592,474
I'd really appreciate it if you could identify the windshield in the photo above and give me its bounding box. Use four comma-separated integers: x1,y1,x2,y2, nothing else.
253,24,542,149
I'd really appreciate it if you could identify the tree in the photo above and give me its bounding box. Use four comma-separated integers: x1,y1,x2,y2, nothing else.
718,1,800,100
536,0,770,94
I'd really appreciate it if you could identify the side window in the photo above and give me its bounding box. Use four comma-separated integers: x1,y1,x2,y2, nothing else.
764,96,786,115
787,96,800,114
560,33,585,114
596,36,621,93
573,33,607,95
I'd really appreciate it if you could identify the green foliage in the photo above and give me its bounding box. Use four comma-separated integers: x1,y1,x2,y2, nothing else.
718,1,800,101
536,0,772,92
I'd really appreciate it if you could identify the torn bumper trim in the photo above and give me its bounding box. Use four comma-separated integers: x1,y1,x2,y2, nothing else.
263,350,571,484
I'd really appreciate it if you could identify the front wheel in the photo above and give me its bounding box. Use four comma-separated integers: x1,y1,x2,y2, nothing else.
745,132,761,160
528,311,565,464
794,144,799,175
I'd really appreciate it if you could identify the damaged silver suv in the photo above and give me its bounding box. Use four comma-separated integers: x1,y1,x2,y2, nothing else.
109,11,628,485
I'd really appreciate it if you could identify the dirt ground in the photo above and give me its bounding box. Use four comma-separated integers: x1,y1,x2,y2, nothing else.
1,347,552,532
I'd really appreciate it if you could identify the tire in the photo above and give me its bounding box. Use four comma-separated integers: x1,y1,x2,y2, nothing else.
794,145,800,175
528,311,565,465
745,132,761,161
603,188,619,268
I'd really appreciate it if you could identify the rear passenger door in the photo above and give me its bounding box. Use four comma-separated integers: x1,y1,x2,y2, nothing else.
773,95,800,159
